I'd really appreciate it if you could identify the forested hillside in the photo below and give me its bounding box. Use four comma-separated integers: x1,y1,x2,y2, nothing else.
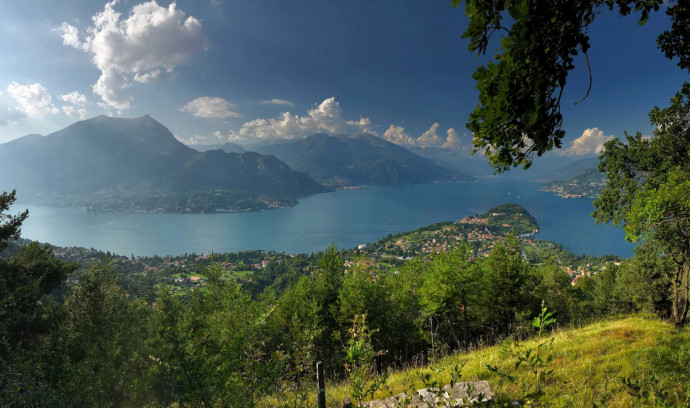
2,190,686,407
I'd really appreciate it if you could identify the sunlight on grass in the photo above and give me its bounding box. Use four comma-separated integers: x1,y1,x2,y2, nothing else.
262,315,690,407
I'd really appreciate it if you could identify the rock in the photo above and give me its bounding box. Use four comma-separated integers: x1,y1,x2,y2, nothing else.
362,381,493,407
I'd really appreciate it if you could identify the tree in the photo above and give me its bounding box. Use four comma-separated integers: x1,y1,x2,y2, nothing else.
57,262,154,407
481,234,532,337
419,245,479,349
0,191,76,406
0,190,28,252
593,84,690,326
152,264,281,407
453,0,690,171
312,244,344,366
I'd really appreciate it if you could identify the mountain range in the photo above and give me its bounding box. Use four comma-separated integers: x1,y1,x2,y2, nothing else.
0,116,477,212
254,133,472,186
0,115,326,203
189,142,246,154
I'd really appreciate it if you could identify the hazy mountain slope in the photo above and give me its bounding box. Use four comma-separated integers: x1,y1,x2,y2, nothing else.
407,147,599,180
0,115,326,198
541,168,607,198
407,146,496,178
189,142,245,153
256,133,473,185
544,156,600,181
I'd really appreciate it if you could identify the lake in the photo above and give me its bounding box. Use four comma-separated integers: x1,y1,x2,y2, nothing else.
17,180,635,257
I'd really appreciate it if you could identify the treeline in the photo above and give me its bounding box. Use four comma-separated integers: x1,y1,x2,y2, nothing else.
1,226,675,406
72,189,298,213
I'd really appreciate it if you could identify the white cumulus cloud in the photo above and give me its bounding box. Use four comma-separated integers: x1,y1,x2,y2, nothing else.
181,97,241,119
559,127,615,156
61,106,88,120
416,122,443,148
225,97,374,142
383,123,464,150
382,124,416,146
133,69,161,83
6,82,58,116
261,99,294,106
57,22,81,48
441,128,464,150
60,91,88,105
58,0,207,110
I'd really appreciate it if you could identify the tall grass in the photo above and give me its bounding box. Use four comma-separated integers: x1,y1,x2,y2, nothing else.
261,314,690,407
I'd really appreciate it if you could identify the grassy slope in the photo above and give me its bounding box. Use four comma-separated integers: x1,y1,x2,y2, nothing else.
269,315,690,407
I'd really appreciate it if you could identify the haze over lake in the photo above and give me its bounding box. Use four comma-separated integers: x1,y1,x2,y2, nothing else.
18,181,634,257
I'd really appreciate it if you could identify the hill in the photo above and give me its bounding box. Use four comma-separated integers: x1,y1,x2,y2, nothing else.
483,203,539,234
0,115,327,212
544,156,599,182
188,142,245,153
282,315,690,407
541,168,607,198
255,133,473,186
363,203,541,260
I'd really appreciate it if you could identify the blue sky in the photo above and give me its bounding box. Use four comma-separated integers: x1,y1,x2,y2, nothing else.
0,0,686,157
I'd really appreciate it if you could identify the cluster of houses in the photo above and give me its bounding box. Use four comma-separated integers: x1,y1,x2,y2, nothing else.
569,260,623,286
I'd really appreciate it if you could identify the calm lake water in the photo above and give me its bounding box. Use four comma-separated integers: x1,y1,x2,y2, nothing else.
17,181,635,257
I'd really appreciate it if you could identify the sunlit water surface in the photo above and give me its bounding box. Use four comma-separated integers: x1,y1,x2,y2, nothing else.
17,181,634,257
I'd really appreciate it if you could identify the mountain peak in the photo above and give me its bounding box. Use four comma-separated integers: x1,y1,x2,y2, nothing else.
0,116,326,198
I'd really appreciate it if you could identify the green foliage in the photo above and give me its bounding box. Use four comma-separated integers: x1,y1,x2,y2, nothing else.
452,0,688,171
56,262,155,407
0,242,76,357
484,203,539,235
594,83,690,326
481,234,532,337
0,190,28,252
75,188,298,214
620,375,675,407
3,189,690,406
150,267,283,407
344,314,388,406
486,302,557,406
420,245,479,349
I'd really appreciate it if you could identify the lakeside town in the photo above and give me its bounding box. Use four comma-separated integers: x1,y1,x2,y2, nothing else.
23,204,622,300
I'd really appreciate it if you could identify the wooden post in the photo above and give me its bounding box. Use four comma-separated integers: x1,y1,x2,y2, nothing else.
317,361,326,408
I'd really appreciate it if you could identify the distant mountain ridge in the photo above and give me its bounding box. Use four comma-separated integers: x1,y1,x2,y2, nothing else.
543,157,599,182
255,133,473,186
0,115,326,206
189,142,245,154
541,168,607,198
540,156,605,198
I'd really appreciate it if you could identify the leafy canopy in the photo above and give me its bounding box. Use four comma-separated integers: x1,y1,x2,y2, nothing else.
593,83,690,245
453,0,690,172
593,83,690,326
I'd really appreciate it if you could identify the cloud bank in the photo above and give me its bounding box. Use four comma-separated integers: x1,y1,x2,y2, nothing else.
221,97,375,142
183,97,470,152
58,0,207,110
181,97,241,119
6,82,58,116
382,122,470,151
382,124,415,146
558,127,615,156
